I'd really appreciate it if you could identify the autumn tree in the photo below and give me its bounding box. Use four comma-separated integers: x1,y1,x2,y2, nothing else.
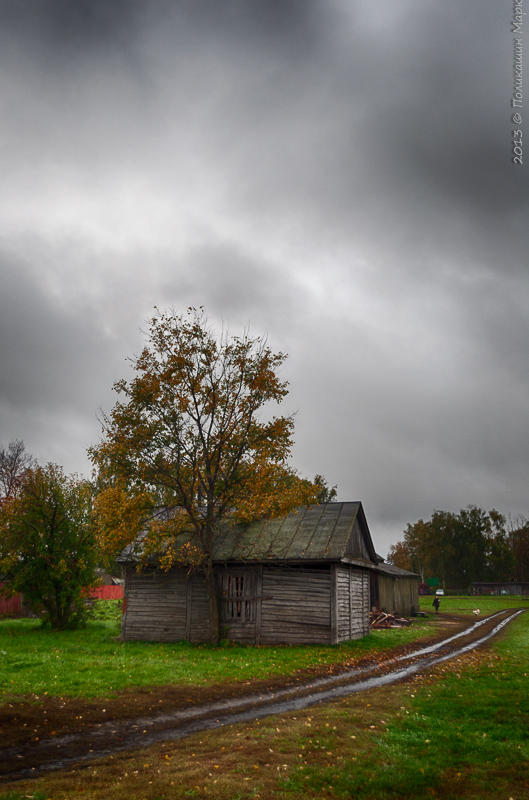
387,538,417,575
90,307,318,643
314,474,338,504
388,506,515,590
0,439,34,505
0,464,98,629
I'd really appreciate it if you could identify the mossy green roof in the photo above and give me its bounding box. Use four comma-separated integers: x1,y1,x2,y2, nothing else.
119,502,379,567
213,502,378,565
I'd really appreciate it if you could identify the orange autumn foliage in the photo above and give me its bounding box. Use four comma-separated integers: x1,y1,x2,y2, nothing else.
90,307,318,642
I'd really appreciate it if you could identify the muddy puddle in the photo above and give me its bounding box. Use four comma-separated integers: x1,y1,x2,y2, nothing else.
1,608,524,782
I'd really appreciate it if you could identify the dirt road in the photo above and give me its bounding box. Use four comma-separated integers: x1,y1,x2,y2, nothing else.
0,608,524,782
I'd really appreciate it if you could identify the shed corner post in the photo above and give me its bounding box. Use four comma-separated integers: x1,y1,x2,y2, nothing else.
330,563,338,644
120,567,130,641
185,578,193,641
255,565,263,645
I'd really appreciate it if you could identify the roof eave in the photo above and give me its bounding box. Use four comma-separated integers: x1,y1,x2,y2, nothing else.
340,556,379,570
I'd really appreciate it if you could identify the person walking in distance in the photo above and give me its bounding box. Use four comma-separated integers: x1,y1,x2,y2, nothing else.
433,596,441,614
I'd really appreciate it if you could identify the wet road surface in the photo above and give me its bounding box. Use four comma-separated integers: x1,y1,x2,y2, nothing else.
1,608,524,782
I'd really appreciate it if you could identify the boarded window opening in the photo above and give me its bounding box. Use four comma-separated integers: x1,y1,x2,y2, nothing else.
222,573,256,622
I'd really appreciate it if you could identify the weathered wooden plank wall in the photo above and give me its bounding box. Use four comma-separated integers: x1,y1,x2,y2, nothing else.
122,563,372,644
378,574,395,615
260,567,331,645
122,568,188,641
378,575,419,616
188,577,211,642
335,565,370,642
344,519,372,562
396,577,418,615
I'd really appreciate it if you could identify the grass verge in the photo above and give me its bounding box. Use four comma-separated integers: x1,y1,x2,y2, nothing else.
419,594,529,615
0,600,527,799
1,616,435,701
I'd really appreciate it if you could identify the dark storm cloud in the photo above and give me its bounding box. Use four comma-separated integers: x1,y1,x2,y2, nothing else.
163,239,310,322
0,248,113,412
0,0,138,53
0,0,527,554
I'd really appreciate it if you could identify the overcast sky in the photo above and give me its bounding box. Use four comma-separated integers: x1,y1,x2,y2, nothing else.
1,0,527,556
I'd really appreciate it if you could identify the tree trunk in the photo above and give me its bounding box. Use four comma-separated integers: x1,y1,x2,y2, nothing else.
204,560,220,645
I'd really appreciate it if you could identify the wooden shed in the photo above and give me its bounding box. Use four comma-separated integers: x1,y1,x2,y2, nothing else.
371,561,420,617
119,502,379,645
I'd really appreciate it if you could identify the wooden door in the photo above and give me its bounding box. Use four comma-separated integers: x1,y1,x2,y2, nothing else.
219,568,260,643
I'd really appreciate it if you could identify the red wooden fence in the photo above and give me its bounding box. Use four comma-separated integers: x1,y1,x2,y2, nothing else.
0,582,123,616
86,585,124,600
0,583,22,615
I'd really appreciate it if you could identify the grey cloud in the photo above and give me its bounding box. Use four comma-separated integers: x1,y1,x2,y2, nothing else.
0,249,116,411
0,0,527,556
173,241,307,319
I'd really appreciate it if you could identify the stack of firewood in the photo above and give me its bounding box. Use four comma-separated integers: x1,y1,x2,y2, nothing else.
370,611,412,628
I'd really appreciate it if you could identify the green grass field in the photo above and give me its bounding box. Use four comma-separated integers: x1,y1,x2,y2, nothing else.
419,593,529,615
0,607,433,701
280,608,529,799
1,596,527,701
1,597,528,799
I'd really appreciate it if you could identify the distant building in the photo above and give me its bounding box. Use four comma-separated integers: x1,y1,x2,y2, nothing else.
472,581,529,596
373,560,420,617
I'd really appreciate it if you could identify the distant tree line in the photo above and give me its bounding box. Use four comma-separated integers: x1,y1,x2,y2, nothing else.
387,506,529,589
